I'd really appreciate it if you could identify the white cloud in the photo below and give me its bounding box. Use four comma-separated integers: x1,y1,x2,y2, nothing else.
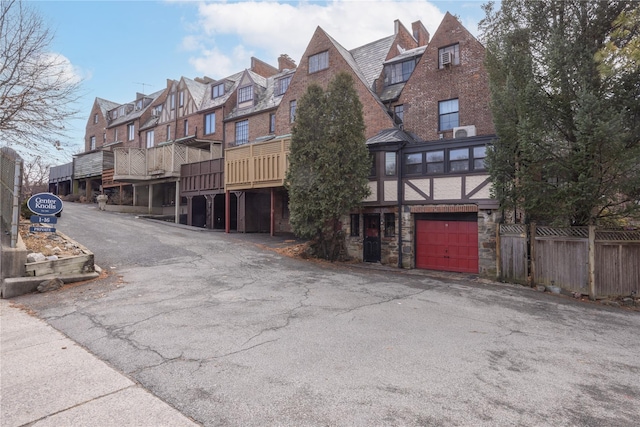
185,0,447,77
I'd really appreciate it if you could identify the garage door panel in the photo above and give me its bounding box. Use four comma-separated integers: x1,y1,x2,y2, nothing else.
416,219,478,273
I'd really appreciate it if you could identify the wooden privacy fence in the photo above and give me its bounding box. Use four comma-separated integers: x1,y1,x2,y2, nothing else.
497,224,640,298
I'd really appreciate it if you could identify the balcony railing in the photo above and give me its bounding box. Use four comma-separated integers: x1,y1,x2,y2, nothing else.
114,143,217,182
180,158,224,196
225,137,291,191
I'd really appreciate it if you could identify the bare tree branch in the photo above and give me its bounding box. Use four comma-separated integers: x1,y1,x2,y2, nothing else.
0,0,81,152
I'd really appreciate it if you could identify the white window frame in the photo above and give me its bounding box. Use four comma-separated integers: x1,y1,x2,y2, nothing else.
90,136,96,150
127,123,135,141
146,130,155,148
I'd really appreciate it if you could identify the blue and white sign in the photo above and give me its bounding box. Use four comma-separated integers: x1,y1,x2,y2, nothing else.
30,226,56,233
27,193,63,216
30,215,57,224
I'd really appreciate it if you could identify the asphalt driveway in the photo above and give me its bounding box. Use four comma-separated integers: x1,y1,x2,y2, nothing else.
10,202,640,426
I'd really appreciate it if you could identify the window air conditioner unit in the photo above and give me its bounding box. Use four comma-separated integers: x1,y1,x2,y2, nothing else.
453,125,476,138
440,51,452,66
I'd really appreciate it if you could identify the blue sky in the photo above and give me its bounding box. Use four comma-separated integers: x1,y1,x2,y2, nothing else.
28,0,492,164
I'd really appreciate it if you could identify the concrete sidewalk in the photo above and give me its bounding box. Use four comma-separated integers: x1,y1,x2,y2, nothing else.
0,300,198,427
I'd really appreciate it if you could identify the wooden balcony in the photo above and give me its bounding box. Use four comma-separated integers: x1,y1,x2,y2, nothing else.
225,136,291,191
114,143,220,182
180,158,224,196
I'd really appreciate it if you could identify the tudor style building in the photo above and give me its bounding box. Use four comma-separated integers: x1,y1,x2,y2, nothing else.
71,13,497,277
350,13,498,276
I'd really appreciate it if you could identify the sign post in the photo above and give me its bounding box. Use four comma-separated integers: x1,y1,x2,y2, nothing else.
27,193,63,233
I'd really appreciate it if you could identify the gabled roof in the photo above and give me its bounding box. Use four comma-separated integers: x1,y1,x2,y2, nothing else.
225,68,296,120
182,77,208,107
350,35,395,88
199,70,244,111
322,28,394,125
95,98,119,117
107,89,163,127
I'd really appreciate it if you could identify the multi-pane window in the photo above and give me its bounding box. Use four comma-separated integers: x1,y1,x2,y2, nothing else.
205,113,215,135
90,136,96,150
146,130,155,148
212,83,225,98
276,76,292,96
309,51,328,73
384,213,395,237
473,146,487,170
426,150,445,174
153,105,162,116
350,214,360,237
179,91,184,107
405,146,487,175
384,59,415,85
119,106,125,116
238,86,253,103
111,109,118,119
405,153,422,174
235,120,249,145
127,124,135,141
269,113,276,133
394,104,404,123
290,100,297,123
385,152,396,176
449,148,469,172
438,43,460,68
439,98,459,131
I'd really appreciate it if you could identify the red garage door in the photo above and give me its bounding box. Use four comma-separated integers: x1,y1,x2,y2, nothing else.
416,220,478,273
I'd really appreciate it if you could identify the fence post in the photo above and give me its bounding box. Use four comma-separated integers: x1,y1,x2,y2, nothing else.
588,225,596,300
495,223,502,280
529,222,536,286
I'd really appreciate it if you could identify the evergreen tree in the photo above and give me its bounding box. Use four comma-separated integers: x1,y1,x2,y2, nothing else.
286,72,370,260
481,0,640,226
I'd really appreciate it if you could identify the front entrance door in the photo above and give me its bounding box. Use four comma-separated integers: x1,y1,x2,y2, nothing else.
363,214,381,262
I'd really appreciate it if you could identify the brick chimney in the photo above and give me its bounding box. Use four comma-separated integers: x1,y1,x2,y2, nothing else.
412,21,430,46
278,54,297,72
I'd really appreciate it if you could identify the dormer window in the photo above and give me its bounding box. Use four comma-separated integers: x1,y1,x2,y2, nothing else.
276,76,292,96
238,85,253,103
119,106,125,116
309,51,328,73
439,43,460,68
153,105,163,116
384,59,415,85
212,83,225,98
111,109,118,119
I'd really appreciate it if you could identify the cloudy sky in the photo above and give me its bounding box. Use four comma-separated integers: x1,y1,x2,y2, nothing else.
29,0,492,164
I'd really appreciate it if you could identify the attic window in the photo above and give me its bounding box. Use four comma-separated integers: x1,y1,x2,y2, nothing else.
438,43,460,68
238,85,253,103
309,51,328,73
93,113,98,124
111,109,118,119
276,76,291,96
384,59,415,85
212,83,225,98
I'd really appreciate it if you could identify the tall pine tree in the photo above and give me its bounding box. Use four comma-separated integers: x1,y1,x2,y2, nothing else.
286,72,370,260
481,0,640,226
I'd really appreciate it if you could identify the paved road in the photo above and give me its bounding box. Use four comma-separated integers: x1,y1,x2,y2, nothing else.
12,202,640,426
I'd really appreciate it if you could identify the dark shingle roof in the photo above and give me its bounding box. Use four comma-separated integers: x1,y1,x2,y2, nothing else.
350,35,395,88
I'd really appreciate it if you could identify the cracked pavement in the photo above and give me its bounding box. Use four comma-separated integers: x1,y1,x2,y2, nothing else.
11,202,640,426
